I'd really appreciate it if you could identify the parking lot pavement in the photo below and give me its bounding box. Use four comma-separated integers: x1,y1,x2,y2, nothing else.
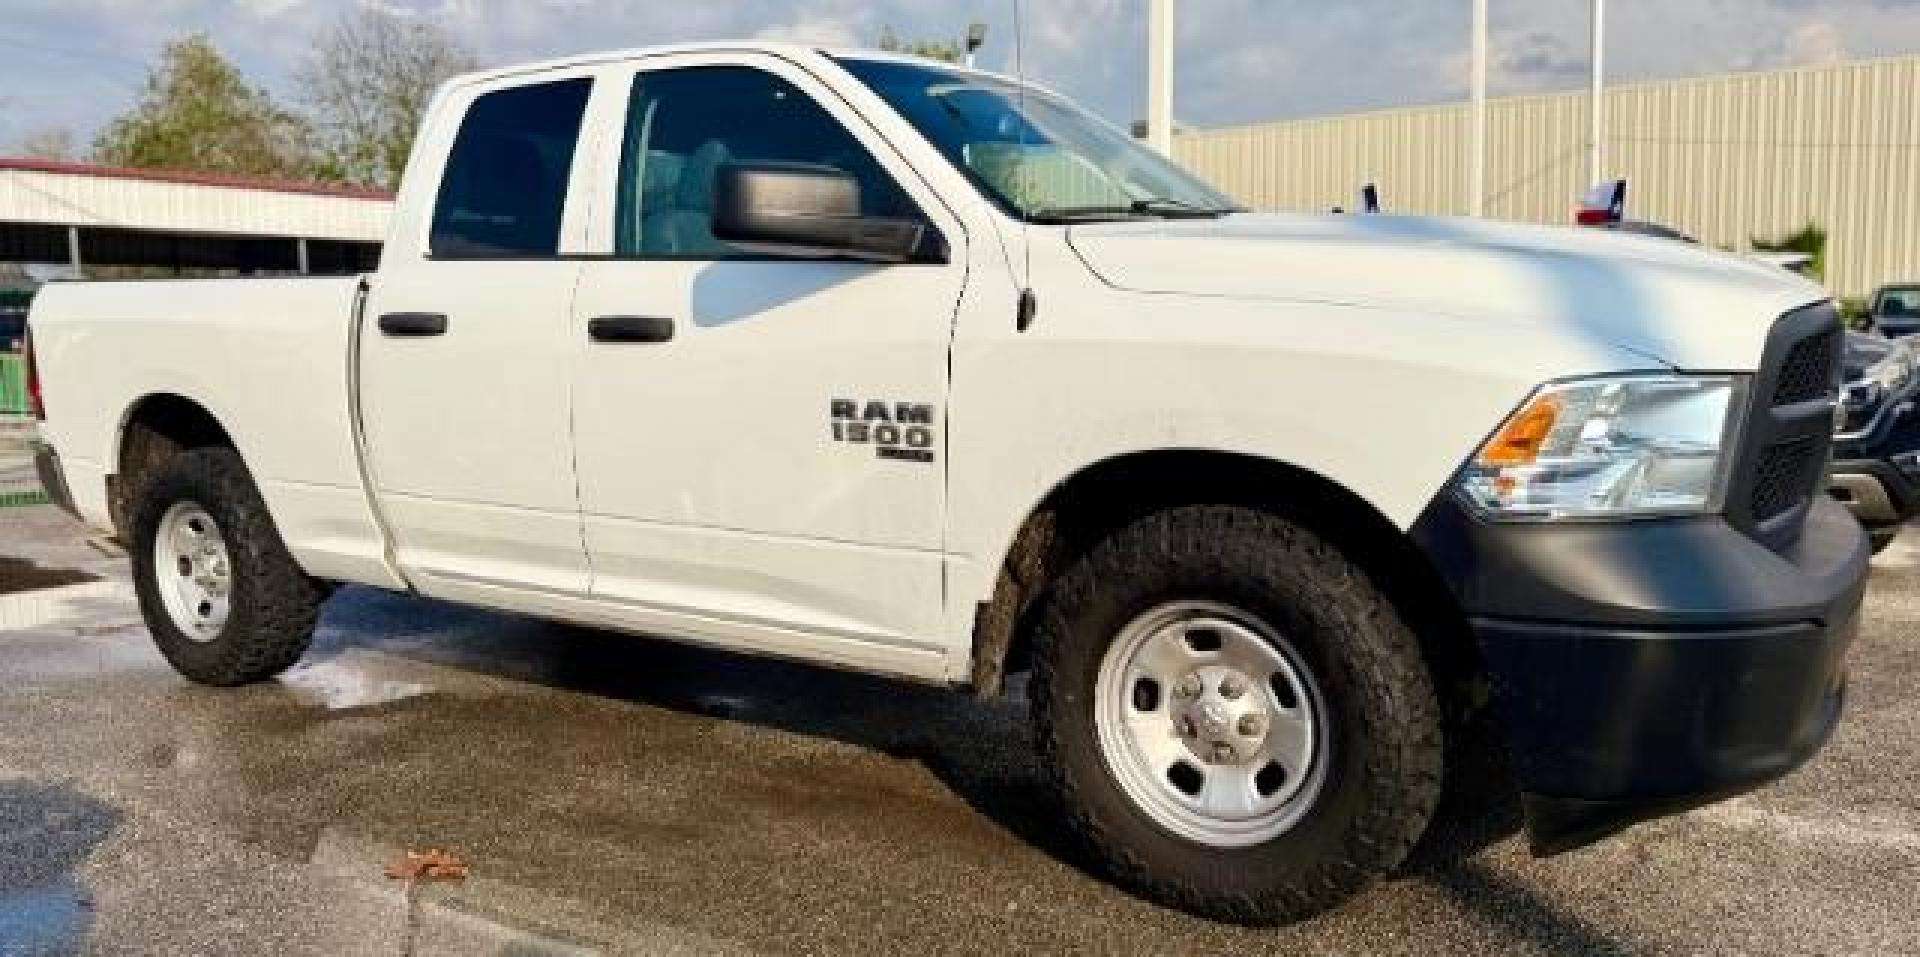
2,505,1918,956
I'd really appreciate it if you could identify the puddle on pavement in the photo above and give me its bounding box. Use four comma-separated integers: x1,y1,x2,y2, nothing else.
0,556,99,596
0,884,92,952
278,659,434,711
0,782,116,953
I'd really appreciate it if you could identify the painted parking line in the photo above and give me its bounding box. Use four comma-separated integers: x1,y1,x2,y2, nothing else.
1691,799,1920,853
0,579,138,633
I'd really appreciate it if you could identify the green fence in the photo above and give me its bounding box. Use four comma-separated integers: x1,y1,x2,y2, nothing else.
0,487,47,508
0,353,29,418
1,352,49,507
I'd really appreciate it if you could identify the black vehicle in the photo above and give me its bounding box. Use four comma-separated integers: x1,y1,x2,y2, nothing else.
1872,284,1920,339
1829,330,1920,551
0,307,25,352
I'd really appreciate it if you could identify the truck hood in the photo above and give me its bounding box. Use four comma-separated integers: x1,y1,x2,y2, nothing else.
1067,213,1829,371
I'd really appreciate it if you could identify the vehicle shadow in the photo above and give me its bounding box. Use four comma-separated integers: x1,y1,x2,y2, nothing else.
316,586,1126,881
1424,858,1634,957
314,585,1522,899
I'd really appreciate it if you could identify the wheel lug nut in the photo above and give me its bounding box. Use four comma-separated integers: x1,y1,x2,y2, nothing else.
1238,714,1264,737
1175,675,1203,699
1210,742,1236,763
1176,716,1196,738
1218,676,1246,700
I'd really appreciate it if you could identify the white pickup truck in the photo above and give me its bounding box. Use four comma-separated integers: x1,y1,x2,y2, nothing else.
25,43,1865,924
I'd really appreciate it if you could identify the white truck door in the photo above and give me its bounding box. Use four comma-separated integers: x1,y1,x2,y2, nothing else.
359,74,597,597
568,57,967,670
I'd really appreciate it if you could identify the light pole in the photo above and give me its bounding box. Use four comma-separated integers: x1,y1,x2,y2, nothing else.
1469,0,1488,216
1589,0,1607,185
1147,0,1175,156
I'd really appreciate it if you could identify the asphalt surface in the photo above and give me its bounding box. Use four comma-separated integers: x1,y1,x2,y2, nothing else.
1,503,1917,956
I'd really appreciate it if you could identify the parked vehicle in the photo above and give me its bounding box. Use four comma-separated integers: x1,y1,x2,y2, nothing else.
0,306,25,352
1871,284,1920,338
25,44,1865,925
1830,332,1920,551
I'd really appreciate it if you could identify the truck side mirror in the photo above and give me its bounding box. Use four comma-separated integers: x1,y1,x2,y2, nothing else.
711,162,931,263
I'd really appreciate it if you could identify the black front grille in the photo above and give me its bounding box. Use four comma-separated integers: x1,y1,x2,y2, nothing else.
1730,302,1844,550
1772,327,1841,407
1750,436,1822,523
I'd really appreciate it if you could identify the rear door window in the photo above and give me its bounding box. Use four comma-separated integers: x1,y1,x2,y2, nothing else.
431,78,593,258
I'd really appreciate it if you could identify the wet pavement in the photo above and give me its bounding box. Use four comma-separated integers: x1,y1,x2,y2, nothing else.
2,504,1919,955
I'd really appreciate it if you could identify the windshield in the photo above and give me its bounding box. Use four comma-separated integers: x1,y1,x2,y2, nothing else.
837,57,1241,223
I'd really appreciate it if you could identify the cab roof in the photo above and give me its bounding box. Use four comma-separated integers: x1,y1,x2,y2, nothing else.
448,41,1009,87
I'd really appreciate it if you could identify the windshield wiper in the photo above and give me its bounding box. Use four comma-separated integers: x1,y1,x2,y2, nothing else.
1027,199,1236,223
1128,197,1237,217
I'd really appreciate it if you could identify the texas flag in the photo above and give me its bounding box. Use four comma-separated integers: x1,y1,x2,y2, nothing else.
1576,179,1628,225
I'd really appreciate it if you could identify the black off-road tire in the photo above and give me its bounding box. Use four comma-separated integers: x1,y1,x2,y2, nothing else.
1030,505,1444,925
130,447,325,686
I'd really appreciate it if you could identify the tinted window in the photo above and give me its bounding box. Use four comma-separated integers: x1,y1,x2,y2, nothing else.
614,66,919,257
431,78,592,258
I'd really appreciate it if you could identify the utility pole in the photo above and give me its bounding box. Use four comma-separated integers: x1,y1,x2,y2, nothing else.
1147,0,1175,156
1469,0,1488,216
1589,0,1607,185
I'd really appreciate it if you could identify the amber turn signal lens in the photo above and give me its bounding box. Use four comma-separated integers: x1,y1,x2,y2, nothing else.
1479,393,1562,466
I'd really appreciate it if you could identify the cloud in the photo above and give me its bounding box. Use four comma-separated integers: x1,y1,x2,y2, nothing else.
1496,30,1591,89
3,0,1920,152
753,12,867,48
1747,18,1853,68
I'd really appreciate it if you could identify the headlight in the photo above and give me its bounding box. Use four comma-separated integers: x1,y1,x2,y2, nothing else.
1458,375,1745,520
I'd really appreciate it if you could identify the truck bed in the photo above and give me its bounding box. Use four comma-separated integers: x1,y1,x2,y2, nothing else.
29,275,394,583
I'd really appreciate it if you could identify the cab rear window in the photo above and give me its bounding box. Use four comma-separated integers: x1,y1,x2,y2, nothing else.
431,78,592,259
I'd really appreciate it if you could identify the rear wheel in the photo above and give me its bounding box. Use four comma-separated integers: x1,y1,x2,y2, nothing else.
131,448,324,686
1032,505,1443,925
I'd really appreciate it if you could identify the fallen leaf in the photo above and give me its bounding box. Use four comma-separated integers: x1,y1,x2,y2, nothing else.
385,848,470,882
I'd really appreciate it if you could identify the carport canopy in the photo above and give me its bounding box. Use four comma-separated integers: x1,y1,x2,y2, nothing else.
0,158,391,275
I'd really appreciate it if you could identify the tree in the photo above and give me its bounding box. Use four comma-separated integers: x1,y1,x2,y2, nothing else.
1752,223,1828,283
17,128,77,161
299,9,477,189
94,35,316,178
877,26,966,64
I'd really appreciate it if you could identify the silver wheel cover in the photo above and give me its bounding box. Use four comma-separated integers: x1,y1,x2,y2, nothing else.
1093,600,1329,848
152,501,233,642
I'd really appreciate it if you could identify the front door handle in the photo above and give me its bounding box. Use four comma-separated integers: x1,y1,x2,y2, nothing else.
378,312,448,337
588,315,675,343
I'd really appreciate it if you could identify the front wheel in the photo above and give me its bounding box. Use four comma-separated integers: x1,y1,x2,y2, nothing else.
1031,505,1443,925
131,447,325,686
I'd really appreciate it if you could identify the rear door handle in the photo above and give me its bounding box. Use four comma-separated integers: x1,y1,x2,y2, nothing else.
588,315,675,343
378,312,448,337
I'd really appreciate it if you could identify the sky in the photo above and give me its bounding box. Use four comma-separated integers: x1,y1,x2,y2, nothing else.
3,0,1920,154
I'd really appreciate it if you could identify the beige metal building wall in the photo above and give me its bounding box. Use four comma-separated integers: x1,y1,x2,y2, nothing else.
1176,55,1920,298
